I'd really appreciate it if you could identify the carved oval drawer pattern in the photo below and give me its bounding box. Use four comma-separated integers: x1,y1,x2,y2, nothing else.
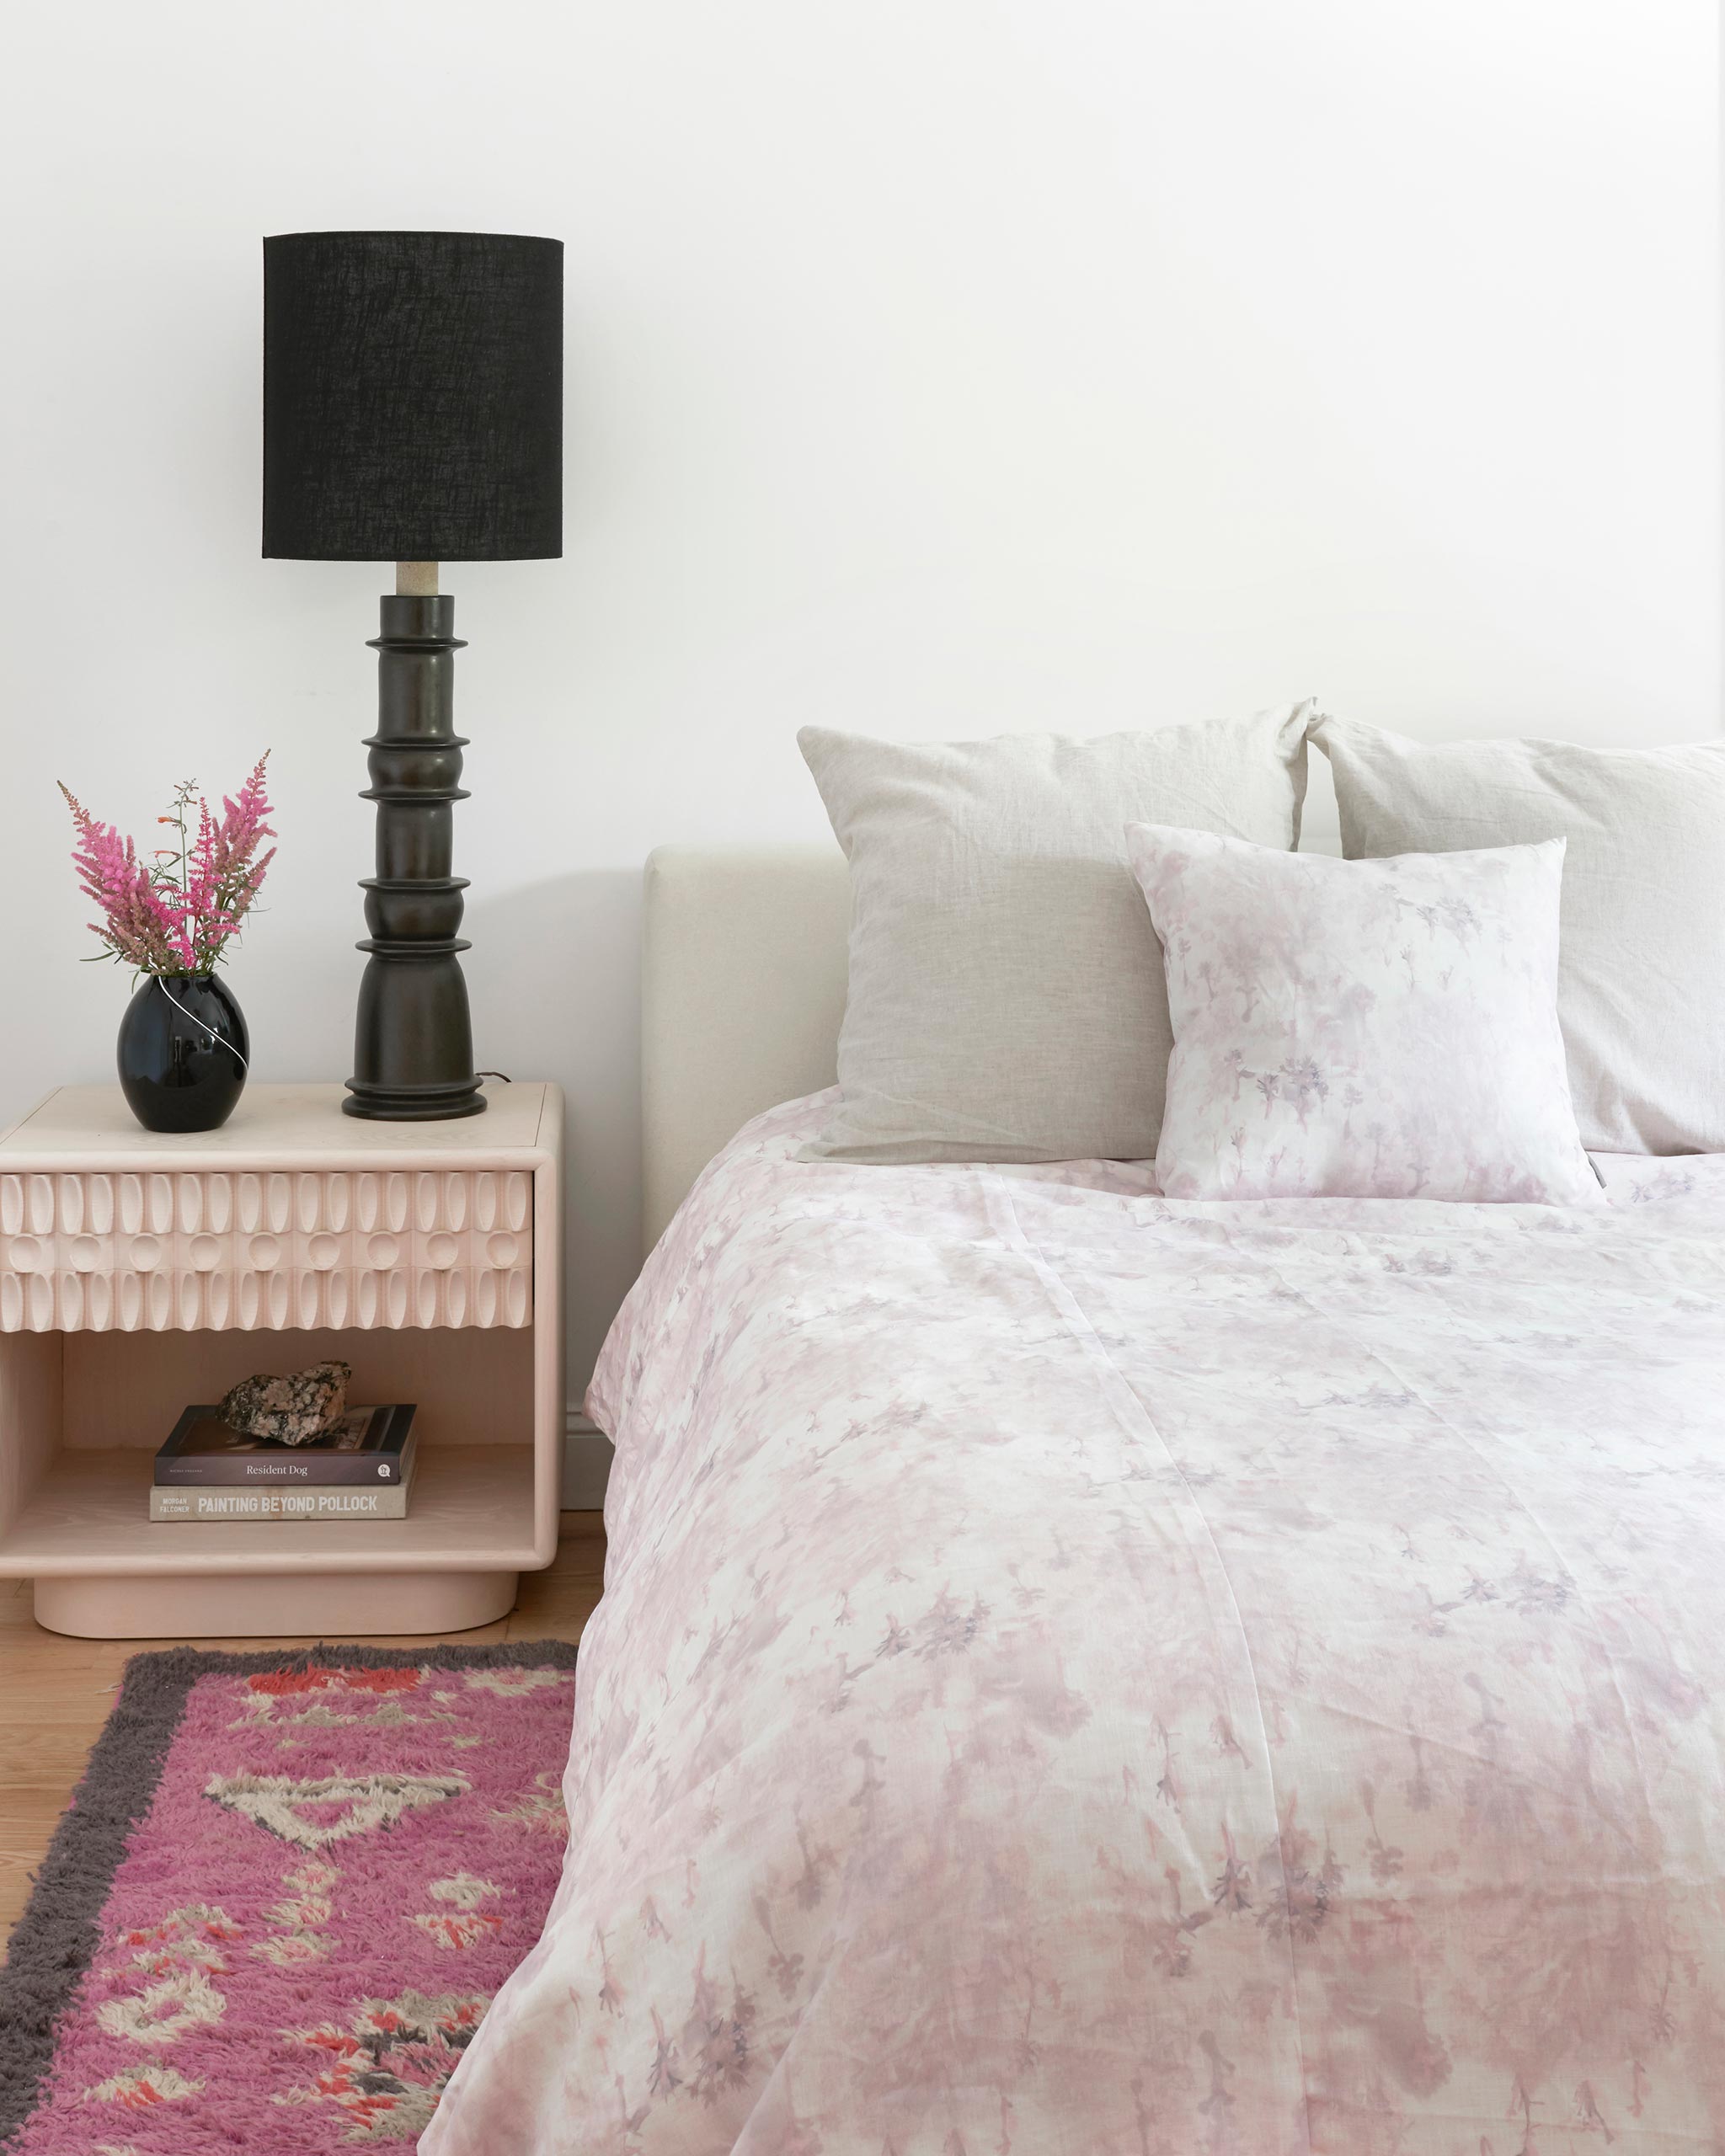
0,1170,532,1331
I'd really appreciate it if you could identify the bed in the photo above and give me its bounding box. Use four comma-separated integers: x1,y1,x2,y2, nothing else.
424,846,1725,2154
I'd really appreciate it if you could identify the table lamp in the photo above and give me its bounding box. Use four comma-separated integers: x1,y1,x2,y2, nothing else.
263,230,563,1119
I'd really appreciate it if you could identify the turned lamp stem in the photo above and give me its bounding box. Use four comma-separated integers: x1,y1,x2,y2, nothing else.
344,561,484,1120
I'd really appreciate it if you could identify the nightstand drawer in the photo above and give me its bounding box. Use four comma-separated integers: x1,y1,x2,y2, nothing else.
0,1168,533,1332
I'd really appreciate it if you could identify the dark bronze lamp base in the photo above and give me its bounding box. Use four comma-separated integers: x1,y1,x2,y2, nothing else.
343,588,487,1121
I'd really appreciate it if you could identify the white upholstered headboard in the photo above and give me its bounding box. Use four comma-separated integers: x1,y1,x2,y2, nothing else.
641,845,850,1249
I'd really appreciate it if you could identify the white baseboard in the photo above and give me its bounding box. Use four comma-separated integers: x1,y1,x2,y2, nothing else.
561,1410,613,1511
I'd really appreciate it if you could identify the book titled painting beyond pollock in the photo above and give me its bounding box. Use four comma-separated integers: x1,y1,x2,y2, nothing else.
152,1402,418,1487
147,1461,417,1522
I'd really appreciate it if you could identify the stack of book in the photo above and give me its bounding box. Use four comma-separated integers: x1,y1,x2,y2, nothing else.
149,1402,418,1523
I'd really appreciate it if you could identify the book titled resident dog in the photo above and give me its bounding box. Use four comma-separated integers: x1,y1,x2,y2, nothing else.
153,1402,417,1486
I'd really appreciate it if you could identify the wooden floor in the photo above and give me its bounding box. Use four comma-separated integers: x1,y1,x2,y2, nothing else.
0,1513,607,1946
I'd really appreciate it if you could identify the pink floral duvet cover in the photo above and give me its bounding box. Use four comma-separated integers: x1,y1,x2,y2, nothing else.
424,1095,1725,2156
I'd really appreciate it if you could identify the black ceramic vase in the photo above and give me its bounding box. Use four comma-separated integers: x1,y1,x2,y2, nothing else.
116,974,249,1134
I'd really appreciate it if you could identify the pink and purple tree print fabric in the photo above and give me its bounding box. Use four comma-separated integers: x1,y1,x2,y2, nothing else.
1125,825,1599,1203
428,1096,1725,2153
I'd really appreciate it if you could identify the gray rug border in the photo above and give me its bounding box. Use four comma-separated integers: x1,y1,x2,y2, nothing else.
0,1636,579,2148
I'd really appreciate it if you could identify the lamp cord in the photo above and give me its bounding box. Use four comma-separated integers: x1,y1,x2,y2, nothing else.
157,980,249,1074
153,984,505,1090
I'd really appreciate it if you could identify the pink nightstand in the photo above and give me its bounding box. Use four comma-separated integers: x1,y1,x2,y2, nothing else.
0,1082,563,1639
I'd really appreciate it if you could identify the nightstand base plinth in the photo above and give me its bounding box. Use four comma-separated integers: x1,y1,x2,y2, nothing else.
33,1566,518,1641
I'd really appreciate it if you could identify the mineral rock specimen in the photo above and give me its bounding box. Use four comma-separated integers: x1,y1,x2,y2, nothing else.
218,1359,352,1446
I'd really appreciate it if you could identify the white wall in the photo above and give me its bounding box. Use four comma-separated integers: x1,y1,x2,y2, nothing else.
3,0,1718,1414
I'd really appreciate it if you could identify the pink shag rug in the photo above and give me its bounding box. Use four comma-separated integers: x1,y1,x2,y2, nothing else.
0,1641,578,2152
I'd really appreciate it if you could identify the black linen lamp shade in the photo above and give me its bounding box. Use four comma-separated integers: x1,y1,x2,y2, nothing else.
261,230,563,1122
263,231,563,563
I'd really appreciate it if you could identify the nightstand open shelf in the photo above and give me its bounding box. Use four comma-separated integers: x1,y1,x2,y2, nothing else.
0,1083,563,1638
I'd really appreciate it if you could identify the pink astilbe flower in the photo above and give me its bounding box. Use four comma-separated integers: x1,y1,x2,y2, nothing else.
58,785,179,972
59,755,276,978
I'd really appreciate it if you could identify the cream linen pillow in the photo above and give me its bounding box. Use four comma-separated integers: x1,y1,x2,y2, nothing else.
1125,824,1599,1204
798,706,1311,1163
1311,715,1725,1155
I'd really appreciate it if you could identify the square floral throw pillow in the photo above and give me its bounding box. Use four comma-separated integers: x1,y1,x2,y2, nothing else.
1124,825,1600,1203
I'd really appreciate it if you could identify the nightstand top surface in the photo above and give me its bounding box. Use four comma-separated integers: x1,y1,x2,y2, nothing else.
0,1082,561,1169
